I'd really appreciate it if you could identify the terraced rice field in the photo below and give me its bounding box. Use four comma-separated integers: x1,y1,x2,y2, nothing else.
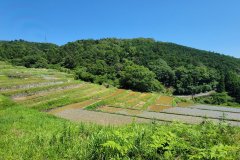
148,104,173,111
24,86,114,110
19,84,94,106
155,96,174,105
13,84,84,103
100,106,145,115
96,106,240,126
161,107,240,120
100,89,127,99
48,99,100,114
127,93,149,103
178,102,196,107
54,109,151,126
107,92,159,110
190,104,240,113
118,92,140,100
2,62,240,127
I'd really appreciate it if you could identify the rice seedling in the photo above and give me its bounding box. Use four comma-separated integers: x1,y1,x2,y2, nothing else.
178,102,196,107
126,93,149,104
118,92,139,100
19,84,95,106
30,88,115,111
140,93,159,110
155,95,174,105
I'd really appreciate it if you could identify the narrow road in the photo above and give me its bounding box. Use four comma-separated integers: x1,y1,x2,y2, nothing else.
174,91,215,98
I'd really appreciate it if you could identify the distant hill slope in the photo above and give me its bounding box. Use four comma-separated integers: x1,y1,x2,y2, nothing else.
0,38,240,96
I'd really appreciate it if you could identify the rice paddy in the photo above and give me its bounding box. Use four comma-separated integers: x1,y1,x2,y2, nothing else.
13,84,84,103
100,89,127,99
48,99,100,114
118,92,140,100
155,95,174,105
99,106,145,115
1,61,240,127
178,102,196,107
148,104,173,111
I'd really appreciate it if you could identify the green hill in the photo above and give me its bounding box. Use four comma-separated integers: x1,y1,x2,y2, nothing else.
0,38,240,97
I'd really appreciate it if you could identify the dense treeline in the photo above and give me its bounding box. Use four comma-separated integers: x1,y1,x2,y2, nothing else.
0,38,240,100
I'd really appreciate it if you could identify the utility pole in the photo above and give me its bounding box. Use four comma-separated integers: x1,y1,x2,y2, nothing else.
192,87,195,100
45,35,47,43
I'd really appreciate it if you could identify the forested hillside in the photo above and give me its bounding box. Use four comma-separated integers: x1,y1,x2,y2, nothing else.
0,38,240,99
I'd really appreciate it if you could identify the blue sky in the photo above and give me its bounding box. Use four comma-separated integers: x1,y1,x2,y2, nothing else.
1,0,240,58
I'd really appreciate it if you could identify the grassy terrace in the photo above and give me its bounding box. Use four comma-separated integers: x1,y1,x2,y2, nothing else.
0,79,68,90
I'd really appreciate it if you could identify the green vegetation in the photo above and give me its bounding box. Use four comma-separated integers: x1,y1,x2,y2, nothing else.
1,38,240,98
1,62,240,159
1,96,240,159
174,97,194,104
194,92,240,108
30,87,114,111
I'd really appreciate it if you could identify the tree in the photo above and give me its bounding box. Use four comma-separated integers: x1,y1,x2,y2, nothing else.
148,59,175,86
119,64,164,92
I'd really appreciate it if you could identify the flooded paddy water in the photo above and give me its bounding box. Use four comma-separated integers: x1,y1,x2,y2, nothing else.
98,106,240,126
163,107,240,120
54,109,151,126
190,105,240,113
